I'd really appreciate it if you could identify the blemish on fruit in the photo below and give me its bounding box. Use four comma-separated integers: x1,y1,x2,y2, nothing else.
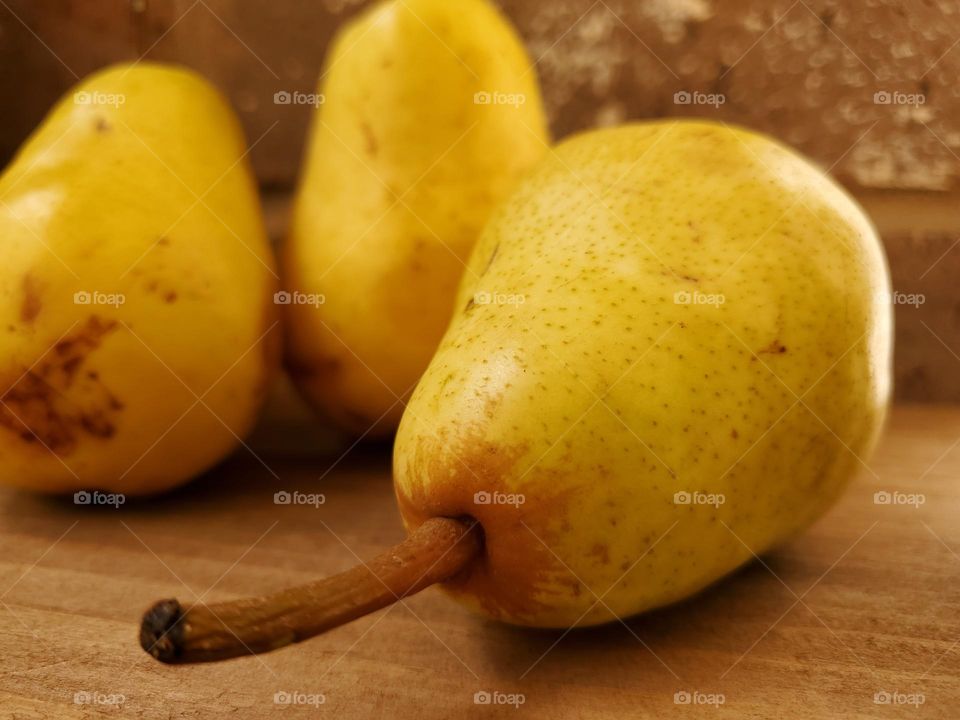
19,274,42,323
0,316,122,454
588,543,610,564
360,121,378,156
755,340,788,356
481,243,499,275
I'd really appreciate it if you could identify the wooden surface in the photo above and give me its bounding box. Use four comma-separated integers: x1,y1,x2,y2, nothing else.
1,404,959,719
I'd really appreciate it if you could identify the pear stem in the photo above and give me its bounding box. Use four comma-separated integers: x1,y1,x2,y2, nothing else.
139,517,481,664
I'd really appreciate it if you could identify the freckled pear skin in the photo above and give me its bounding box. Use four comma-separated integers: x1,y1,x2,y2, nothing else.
393,121,892,628
0,63,278,496
283,0,549,436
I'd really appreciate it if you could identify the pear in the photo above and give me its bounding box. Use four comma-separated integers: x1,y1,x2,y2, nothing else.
0,63,278,496
393,120,892,627
283,0,549,436
139,121,892,664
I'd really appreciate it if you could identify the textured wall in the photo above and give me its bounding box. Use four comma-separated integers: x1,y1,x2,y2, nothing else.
3,0,960,190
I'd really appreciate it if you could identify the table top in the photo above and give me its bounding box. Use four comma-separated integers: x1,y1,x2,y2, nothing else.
1,404,958,719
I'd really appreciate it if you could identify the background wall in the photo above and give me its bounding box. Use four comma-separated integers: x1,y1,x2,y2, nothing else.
3,0,959,401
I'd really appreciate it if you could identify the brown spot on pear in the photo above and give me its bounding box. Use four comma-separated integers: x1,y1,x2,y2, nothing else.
0,317,122,454
19,274,42,323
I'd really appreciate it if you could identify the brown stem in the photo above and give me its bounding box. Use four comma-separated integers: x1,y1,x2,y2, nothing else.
139,517,481,664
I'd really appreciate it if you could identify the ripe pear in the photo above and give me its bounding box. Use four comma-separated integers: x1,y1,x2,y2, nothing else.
137,121,892,665
283,0,549,436
0,63,278,496
393,121,892,628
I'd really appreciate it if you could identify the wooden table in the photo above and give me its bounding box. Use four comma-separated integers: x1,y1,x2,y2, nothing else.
1,405,959,719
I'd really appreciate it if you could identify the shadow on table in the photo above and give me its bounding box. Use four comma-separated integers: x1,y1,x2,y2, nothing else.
466,555,799,686
0,438,396,525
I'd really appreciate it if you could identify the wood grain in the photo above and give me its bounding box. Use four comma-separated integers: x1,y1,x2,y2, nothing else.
0,405,959,718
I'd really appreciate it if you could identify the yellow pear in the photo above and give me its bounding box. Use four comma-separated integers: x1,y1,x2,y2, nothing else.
393,121,892,627
137,121,893,664
283,0,549,436
0,63,278,496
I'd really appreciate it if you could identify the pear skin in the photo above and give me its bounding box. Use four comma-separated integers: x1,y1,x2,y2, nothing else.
394,121,892,627
283,0,549,436
0,63,278,495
